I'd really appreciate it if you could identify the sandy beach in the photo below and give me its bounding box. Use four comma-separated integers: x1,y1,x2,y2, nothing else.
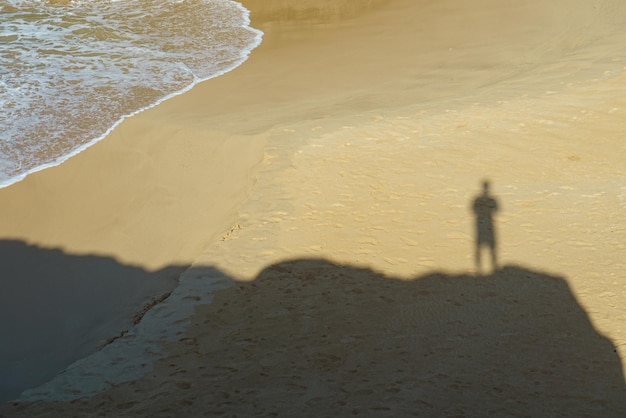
2,0,626,415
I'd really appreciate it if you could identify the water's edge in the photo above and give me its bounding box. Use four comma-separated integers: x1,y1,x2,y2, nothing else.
0,0,263,190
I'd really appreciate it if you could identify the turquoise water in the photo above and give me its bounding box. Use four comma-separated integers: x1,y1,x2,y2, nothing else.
0,0,262,187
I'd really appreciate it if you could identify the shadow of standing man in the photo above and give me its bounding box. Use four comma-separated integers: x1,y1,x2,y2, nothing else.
472,180,499,275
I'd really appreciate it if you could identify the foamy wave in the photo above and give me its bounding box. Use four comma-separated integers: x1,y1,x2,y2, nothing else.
0,0,262,187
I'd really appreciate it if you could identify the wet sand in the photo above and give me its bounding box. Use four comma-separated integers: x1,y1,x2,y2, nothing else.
1,0,626,415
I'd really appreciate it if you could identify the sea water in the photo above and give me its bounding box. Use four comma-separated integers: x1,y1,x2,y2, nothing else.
0,0,262,187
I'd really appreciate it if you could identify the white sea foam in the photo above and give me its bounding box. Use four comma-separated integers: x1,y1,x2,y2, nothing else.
0,0,262,187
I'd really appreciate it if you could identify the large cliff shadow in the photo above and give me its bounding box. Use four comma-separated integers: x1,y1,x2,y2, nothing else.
1,255,625,416
0,240,186,404
182,259,626,416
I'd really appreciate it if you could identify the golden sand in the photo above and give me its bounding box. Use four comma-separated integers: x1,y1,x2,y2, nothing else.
2,0,626,415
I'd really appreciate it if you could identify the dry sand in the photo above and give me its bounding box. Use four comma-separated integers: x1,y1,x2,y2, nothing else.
2,0,626,415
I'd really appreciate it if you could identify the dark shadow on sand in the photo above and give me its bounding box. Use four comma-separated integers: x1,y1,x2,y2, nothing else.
0,240,186,404
176,259,626,416
1,249,625,415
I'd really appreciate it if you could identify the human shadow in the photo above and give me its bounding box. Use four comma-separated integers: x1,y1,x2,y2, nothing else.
471,179,499,275
0,240,187,404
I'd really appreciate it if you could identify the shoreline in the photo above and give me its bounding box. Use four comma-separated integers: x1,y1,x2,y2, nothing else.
2,0,626,413
0,0,263,190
